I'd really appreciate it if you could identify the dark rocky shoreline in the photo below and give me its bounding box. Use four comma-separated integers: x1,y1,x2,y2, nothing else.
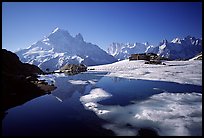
1,49,56,120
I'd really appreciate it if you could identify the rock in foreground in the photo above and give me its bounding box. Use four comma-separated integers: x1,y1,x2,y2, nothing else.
2,49,56,118
60,64,87,73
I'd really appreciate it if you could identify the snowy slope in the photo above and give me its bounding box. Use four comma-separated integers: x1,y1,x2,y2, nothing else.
107,42,154,61
89,59,202,86
150,36,202,60
15,28,117,71
189,52,202,61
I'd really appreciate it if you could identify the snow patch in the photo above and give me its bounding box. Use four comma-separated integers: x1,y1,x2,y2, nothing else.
52,27,59,34
80,91,202,136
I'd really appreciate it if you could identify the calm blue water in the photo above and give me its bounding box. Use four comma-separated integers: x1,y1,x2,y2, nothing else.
2,72,113,136
2,72,202,136
96,77,202,106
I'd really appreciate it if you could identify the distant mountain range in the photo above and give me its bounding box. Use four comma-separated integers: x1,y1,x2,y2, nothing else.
15,28,202,72
107,42,154,61
16,28,117,71
107,36,202,61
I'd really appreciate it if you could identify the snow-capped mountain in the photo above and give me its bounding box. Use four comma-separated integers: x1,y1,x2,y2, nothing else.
150,36,202,60
107,36,202,61
107,42,154,61
15,28,117,71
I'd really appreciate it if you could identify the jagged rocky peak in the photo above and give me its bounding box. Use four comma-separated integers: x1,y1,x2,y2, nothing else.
144,42,149,46
52,27,60,33
154,36,202,60
107,42,151,61
171,37,181,44
183,35,201,45
184,35,193,40
107,35,202,61
160,39,168,45
48,27,72,38
75,33,84,41
171,36,201,45
51,27,67,34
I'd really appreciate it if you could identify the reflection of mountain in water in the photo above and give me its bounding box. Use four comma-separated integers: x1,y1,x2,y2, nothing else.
52,72,107,102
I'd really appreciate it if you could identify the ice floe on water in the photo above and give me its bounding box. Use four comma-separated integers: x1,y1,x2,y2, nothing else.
68,80,89,85
80,88,202,136
80,88,112,103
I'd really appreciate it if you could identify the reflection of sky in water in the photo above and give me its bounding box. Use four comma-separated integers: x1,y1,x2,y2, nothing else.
95,77,202,106
2,72,202,136
51,71,108,101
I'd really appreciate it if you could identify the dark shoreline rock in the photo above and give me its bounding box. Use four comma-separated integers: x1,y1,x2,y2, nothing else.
1,49,56,120
137,128,159,136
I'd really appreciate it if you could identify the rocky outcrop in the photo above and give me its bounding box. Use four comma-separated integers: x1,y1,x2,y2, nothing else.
60,64,87,73
2,49,56,118
2,49,43,76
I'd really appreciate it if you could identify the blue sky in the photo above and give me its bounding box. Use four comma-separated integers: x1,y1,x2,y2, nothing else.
2,2,202,52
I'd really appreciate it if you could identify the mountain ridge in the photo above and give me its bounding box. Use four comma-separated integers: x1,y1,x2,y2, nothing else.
107,36,202,60
107,42,154,61
16,28,117,71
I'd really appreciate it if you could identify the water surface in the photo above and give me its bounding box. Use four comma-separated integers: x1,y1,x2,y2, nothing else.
2,71,202,136
96,77,202,106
